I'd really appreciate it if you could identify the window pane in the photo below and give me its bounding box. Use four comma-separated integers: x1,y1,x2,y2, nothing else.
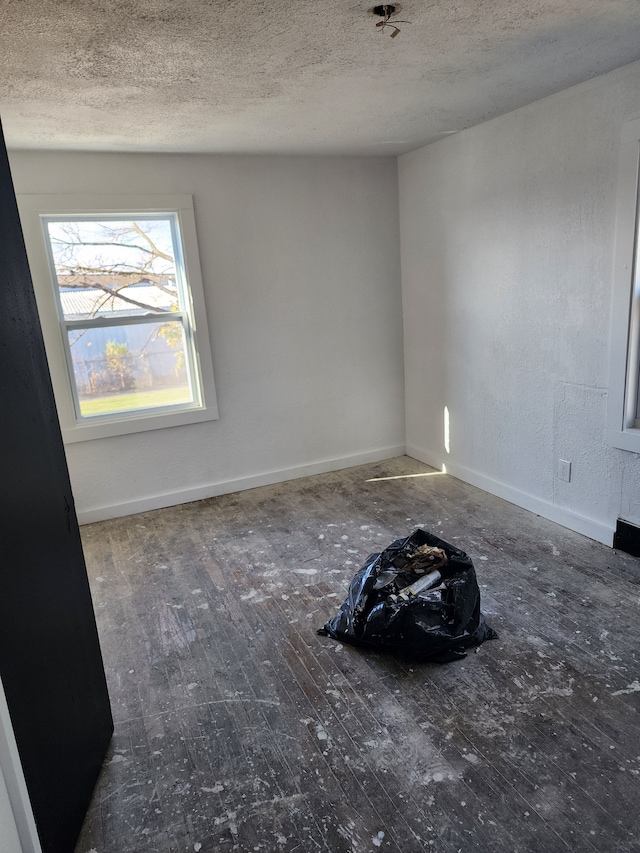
68,320,194,417
46,218,179,320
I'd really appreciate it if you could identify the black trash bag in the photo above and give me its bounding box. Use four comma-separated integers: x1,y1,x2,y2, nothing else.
318,529,497,662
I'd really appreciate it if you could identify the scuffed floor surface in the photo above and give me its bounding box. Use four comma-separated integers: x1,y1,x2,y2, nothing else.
75,456,640,853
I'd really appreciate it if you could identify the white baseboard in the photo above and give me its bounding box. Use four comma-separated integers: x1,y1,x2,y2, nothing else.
78,442,616,546
77,445,407,525
406,443,615,547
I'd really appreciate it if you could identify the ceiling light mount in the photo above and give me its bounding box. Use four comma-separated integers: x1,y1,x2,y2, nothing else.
372,4,399,16
370,4,409,39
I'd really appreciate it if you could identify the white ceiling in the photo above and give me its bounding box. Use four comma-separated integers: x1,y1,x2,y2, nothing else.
1,0,640,156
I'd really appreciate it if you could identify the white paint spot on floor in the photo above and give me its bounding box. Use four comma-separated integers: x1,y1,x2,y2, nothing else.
318,534,325,540
463,753,480,765
201,783,224,793
194,843,202,851
96,576,105,583
191,589,202,595
612,680,640,696
364,738,392,749
293,568,318,575
198,602,209,610
108,753,126,765
372,829,385,846
241,589,258,600
541,683,574,698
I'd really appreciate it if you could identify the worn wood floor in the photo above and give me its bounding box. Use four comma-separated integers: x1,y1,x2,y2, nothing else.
74,456,640,853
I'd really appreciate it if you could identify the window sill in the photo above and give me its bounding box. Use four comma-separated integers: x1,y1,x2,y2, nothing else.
606,427,640,454
61,402,218,443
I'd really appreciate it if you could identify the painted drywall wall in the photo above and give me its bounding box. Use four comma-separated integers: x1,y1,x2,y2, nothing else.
0,676,41,853
0,765,22,853
399,59,640,545
9,152,405,522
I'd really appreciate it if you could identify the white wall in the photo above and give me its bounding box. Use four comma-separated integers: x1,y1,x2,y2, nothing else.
0,677,41,853
0,766,22,853
399,60,640,545
9,152,405,522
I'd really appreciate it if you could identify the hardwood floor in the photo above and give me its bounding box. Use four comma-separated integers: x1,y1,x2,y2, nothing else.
74,456,640,853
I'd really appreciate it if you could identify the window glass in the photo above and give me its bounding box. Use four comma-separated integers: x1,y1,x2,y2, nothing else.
67,320,192,418
46,218,179,318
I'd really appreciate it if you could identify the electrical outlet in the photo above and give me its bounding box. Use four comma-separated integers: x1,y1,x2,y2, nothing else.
558,459,572,482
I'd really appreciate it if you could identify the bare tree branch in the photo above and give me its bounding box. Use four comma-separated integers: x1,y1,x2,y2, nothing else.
131,222,174,263
51,237,160,257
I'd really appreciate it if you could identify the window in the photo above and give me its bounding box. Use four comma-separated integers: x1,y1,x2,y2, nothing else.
608,120,640,453
17,195,217,442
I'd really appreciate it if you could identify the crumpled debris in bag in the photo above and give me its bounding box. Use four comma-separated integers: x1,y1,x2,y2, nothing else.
318,529,497,662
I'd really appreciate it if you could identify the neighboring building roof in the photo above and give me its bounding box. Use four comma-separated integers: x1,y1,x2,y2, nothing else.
58,279,177,320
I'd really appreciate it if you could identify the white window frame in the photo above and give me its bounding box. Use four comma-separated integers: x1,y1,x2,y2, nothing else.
607,119,640,453
17,194,218,443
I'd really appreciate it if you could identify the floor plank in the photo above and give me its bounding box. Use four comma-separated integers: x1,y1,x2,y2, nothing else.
75,456,640,853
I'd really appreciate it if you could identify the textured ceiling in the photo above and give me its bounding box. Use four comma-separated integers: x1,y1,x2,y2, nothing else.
1,0,640,155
